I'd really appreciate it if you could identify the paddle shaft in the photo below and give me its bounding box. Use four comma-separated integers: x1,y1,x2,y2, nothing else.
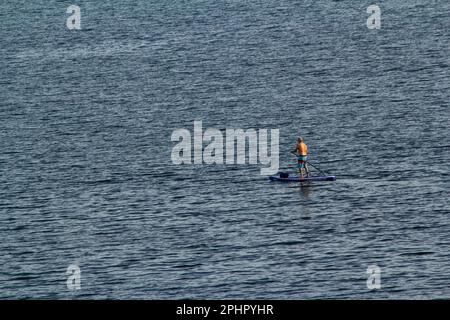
290,154,326,175
306,161,327,175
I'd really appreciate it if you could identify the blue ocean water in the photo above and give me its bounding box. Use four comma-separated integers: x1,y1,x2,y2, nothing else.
0,0,449,299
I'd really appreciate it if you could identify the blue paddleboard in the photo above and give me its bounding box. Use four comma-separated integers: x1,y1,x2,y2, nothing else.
269,173,336,182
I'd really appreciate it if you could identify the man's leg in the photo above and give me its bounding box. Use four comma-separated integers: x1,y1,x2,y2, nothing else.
300,162,305,179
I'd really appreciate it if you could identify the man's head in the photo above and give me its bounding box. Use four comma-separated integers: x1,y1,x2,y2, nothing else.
297,136,304,143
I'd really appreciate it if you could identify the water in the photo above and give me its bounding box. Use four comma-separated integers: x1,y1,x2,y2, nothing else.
0,0,449,299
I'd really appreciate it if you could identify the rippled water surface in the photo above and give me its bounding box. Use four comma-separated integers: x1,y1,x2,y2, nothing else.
1,0,449,299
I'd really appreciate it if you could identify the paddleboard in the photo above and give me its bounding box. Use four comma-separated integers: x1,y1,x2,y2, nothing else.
269,173,336,182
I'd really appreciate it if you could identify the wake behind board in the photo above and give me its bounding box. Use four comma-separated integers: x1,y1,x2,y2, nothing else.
269,172,336,182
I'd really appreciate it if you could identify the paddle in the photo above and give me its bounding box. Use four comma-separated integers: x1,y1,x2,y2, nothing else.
306,161,328,176
289,154,327,176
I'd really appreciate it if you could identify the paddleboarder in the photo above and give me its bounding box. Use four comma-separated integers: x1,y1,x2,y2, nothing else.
291,137,309,178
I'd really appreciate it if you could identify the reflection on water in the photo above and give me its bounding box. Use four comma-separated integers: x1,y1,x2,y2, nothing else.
299,182,312,199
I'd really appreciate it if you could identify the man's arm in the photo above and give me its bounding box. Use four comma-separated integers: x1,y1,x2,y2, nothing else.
290,144,297,155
